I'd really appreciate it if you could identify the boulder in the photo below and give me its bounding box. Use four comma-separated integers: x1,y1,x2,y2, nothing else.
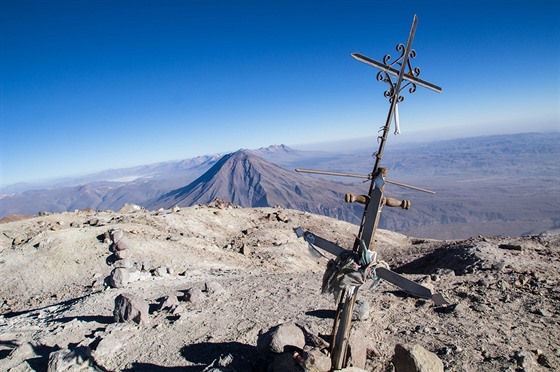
257,323,305,355
113,293,149,324
392,343,444,372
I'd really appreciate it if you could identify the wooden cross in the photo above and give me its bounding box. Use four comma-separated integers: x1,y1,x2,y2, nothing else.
295,15,444,369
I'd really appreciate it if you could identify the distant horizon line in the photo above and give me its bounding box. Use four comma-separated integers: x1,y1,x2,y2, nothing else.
1,130,558,190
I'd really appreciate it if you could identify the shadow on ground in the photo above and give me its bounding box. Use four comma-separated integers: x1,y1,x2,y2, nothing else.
181,341,257,370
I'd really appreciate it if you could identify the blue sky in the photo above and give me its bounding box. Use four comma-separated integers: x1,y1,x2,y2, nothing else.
1,0,558,187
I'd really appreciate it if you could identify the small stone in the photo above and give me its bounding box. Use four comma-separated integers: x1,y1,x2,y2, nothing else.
537,353,552,368
257,323,305,355
171,304,185,316
108,268,130,288
347,327,370,369
492,261,507,271
302,347,331,372
276,212,289,222
393,343,444,372
115,249,132,260
153,267,168,277
158,295,179,311
109,228,124,243
141,260,152,272
47,347,92,371
352,300,370,321
87,218,100,226
205,281,225,294
113,293,149,324
241,243,251,255
171,205,181,213
113,259,133,269
535,307,552,317
128,270,142,282
114,236,130,251
118,203,144,213
94,333,123,357
515,350,537,371
70,222,81,228
185,288,205,303
472,303,490,313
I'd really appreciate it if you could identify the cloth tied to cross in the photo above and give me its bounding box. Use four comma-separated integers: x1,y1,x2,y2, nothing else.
321,240,389,301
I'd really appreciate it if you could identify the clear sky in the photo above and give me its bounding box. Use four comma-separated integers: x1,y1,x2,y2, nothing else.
1,0,558,187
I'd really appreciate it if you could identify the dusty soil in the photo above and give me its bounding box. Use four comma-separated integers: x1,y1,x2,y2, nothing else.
0,206,559,371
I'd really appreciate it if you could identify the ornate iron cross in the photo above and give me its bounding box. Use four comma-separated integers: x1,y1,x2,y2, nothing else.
295,15,445,369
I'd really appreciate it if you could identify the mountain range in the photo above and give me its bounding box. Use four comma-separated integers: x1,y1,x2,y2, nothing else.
1,132,558,239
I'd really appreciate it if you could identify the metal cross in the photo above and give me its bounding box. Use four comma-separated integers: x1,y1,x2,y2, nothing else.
294,15,445,369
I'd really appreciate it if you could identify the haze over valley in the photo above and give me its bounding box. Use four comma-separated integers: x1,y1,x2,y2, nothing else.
2,132,558,240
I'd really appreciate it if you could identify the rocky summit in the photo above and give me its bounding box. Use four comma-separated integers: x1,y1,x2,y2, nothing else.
0,206,559,371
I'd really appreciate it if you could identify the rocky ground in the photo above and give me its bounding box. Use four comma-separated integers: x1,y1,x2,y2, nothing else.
0,204,559,371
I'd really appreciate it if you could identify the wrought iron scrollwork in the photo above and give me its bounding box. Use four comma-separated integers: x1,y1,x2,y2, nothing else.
377,42,425,103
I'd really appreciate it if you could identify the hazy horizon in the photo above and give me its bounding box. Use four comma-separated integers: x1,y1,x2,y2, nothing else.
1,129,557,189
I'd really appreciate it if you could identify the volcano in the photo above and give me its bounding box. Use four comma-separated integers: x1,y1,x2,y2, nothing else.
150,150,363,223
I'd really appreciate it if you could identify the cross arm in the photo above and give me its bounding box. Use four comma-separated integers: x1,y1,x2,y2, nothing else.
352,52,442,93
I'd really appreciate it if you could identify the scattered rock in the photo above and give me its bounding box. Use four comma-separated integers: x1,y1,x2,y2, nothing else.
86,218,100,226
515,349,537,371
108,267,130,288
205,281,225,295
154,267,169,277
171,205,181,213
113,293,149,324
113,259,133,269
113,236,130,251
118,203,144,213
347,327,370,369
94,333,123,357
302,346,331,372
128,270,143,282
471,303,490,313
392,343,444,372
47,347,93,372
115,249,133,260
257,323,306,355
276,212,289,223
109,228,124,244
185,288,205,303
158,295,180,311
352,299,369,321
